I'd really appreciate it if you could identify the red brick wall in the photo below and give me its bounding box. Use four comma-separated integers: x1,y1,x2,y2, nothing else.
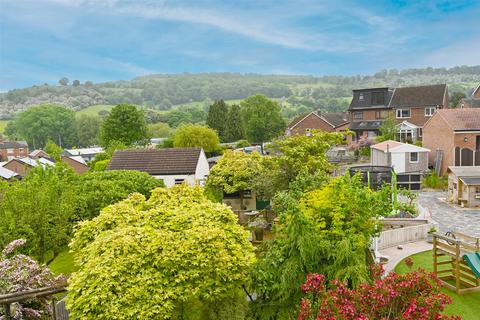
394,107,437,127
62,156,89,174
290,113,334,135
453,133,480,150
0,147,29,161
3,160,31,177
422,114,454,175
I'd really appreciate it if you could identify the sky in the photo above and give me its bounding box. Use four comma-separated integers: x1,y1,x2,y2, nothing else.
0,0,479,90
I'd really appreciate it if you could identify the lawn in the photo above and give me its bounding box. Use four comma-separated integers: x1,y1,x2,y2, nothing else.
394,250,480,319
48,249,77,276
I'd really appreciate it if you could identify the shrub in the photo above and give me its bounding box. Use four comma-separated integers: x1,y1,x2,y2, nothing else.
298,266,460,320
423,171,447,190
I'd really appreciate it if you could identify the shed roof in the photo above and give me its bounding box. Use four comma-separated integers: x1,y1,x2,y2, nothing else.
459,177,480,186
371,140,430,153
448,166,480,177
107,148,202,175
0,166,19,180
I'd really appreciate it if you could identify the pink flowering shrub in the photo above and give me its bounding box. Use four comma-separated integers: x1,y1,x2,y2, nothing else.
0,239,66,320
298,265,460,320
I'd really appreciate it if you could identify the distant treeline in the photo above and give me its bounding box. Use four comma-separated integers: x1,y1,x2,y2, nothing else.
1,66,479,119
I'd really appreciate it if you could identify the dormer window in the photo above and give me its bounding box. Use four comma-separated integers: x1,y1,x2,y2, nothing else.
359,93,364,101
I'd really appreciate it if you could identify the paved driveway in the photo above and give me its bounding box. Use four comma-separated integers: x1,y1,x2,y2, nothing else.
417,191,480,238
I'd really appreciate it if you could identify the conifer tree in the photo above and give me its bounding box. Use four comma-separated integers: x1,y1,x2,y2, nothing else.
206,100,228,141
224,104,246,142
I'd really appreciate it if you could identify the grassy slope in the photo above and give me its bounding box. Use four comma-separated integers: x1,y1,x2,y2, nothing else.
48,249,77,276
394,250,480,319
0,120,9,133
75,104,115,117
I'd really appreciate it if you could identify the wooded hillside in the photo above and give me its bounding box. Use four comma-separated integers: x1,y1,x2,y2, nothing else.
1,66,479,120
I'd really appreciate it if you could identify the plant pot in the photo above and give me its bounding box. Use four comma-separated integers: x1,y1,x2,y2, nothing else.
426,233,434,243
254,229,264,241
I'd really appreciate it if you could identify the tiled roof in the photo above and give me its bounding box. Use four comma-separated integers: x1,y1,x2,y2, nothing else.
322,112,349,127
436,109,480,131
0,141,28,149
390,84,447,107
349,120,383,130
287,112,309,129
107,148,202,175
461,98,480,108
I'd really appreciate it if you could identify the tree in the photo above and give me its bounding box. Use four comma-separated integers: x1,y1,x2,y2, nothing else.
0,239,66,319
44,140,63,161
99,104,149,148
58,77,69,86
241,95,286,144
377,114,397,142
206,100,229,141
449,91,467,108
7,104,77,148
172,124,220,153
250,174,391,319
0,164,78,262
72,80,81,87
148,122,172,138
67,185,255,319
75,170,163,220
206,150,263,209
224,104,246,142
298,267,460,319
75,114,102,147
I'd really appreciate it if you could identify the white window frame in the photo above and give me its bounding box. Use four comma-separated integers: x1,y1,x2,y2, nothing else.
409,152,419,163
359,93,364,101
425,107,436,116
396,109,411,119
353,112,363,120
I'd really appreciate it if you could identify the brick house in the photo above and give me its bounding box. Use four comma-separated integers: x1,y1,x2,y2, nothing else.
0,141,29,161
457,84,480,109
348,84,448,146
285,110,349,136
62,155,90,174
422,109,480,175
3,157,55,177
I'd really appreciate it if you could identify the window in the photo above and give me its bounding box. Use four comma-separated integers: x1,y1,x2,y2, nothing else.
6,148,14,153
19,148,24,152
174,179,185,185
396,109,411,118
425,107,436,116
476,135,480,151
354,112,363,120
410,152,419,163
305,128,312,136
359,93,364,101
418,128,422,137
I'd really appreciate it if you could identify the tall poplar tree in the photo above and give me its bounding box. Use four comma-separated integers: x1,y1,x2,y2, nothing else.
224,104,246,142
206,100,228,141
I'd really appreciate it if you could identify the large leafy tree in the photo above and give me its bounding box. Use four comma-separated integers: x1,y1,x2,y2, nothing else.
75,170,163,220
75,114,102,147
241,95,286,144
224,104,246,142
172,124,220,153
68,185,255,319
0,164,78,263
6,104,77,148
99,104,149,147
206,150,263,208
449,91,466,108
206,100,229,141
148,122,173,138
377,114,397,142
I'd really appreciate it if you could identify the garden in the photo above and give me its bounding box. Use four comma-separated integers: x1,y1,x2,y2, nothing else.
0,131,468,319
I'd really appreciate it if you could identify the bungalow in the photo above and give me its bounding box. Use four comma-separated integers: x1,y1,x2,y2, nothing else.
422,109,480,175
447,166,480,208
29,149,50,159
62,147,104,162
0,141,29,161
286,110,349,136
3,157,55,177
107,148,210,187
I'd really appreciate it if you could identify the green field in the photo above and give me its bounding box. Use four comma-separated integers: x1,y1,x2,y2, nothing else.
75,104,115,117
395,250,480,319
0,120,10,133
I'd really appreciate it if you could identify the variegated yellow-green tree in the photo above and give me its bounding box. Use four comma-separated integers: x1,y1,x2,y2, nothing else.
205,150,263,208
67,185,255,320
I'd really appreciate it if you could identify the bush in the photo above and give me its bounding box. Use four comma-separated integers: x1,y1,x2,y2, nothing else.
92,159,109,171
67,185,255,319
235,139,250,148
423,171,447,190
